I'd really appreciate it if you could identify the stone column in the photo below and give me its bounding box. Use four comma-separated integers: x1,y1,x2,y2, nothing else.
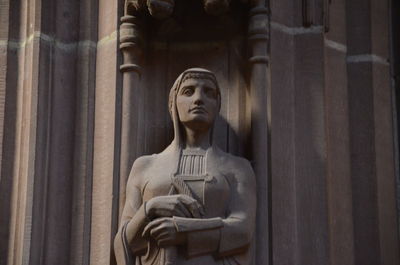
270,0,400,265
270,1,329,265
323,0,355,264
346,0,399,264
90,0,123,264
119,11,144,220
248,3,270,264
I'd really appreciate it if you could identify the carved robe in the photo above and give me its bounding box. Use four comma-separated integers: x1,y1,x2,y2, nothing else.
114,68,256,265
115,145,256,265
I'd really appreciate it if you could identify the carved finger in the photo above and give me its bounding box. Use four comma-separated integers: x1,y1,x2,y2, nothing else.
178,195,204,217
150,224,166,239
189,201,205,218
179,195,204,217
175,202,192,217
160,204,187,218
153,231,170,242
197,201,205,216
154,204,185,218
142,218,165,237
178,194,197,204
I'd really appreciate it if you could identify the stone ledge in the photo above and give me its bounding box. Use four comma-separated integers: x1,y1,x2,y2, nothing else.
271,21,323,35
347,54,389,65
0,31,118,51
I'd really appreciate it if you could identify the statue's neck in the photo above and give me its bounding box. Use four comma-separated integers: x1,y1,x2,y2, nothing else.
183,126,211,150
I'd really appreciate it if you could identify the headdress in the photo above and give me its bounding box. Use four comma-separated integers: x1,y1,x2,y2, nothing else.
168,68,221,148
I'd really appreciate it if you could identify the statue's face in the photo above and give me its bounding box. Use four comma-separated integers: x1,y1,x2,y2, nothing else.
176,77,219,130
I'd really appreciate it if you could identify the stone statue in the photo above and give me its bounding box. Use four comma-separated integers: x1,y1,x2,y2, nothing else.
127,0,249,19
114,68,256,265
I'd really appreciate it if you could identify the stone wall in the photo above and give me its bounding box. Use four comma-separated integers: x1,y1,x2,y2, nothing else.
0,0,399,265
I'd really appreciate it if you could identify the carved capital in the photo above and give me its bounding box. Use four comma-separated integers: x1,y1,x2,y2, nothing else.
120,15,143,73
248,6,269,64
249,55,269,65
248,6,269,38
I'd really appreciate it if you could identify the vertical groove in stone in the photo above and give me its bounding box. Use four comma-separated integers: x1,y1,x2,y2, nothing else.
90,0,122,263
227,38,248,156
390,0,400,241
69,0,98,264
346,0,400,264
249,9,270,265
270,25,297,265
5,0,44,264
370,2,400,265
294,33,328,265
5,0,24,262
323,0,355,264
0,0,10,177
28,2,54,262
30,0,79,264
270,1,329,265
0,0,12,264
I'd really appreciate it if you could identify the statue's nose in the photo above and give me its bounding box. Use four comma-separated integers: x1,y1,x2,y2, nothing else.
193,89,205,105
193,97,204,105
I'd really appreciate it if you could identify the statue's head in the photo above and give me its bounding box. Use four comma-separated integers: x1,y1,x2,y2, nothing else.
169,68,221,145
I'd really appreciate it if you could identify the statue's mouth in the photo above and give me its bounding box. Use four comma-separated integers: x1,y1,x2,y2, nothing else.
190,107,207,113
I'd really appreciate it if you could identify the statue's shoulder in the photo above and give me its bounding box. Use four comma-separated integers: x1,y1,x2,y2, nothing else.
128,154,157,187
131,154,156,172
214,150,255,189
214,148,254,176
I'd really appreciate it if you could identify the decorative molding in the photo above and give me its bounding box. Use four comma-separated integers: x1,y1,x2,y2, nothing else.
271,21,324,35
124,0,243,18
119,15,143,74
248,6,269,36
0,32,97,51
324,39,347,53
249,55,269,64
346,54,389,65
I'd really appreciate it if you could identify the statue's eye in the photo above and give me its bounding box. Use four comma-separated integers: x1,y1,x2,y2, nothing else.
182,87,194,96
204,87,217,99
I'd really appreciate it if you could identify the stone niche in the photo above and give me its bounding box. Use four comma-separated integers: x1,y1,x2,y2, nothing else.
118,0,268,157
117,0,269,264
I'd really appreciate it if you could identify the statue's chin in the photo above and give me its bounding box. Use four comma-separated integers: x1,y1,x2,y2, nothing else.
203,0,230,16
181,117,213,132
147,0,174,19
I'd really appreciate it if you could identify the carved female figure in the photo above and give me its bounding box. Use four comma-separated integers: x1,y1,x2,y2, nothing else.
114,68,256,265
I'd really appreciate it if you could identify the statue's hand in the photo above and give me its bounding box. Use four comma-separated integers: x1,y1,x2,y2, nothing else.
142,217,186,247
146,195,204,220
